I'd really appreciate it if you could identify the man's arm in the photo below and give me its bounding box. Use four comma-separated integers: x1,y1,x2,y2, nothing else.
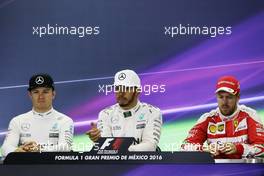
217,109,264,158
181,113,209,151
97,110,112,137
128,109,162,152
1,118,21,157
236,115,264,157
86,110,112,142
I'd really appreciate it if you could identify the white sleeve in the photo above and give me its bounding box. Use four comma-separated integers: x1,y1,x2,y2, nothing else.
41,118,74,152
97,110,112,137
1,118,20,157
129,110,162,152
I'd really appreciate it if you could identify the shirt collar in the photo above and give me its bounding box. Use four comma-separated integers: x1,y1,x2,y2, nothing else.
32,107,54,118
118,101,141,117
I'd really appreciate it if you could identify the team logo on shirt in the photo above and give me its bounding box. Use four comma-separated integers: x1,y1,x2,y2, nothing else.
137,113,145,122
21,123,30,132
235,118,247,132
50,123,59,131
111,117,119,124
234,119,238,128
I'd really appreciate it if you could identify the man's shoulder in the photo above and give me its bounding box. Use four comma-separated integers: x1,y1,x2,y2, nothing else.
140,102,161,115
196,108,218,124
239,105,262,123
11,111,33,122
239,104,257,115
53,109,73,123
99,104,118,116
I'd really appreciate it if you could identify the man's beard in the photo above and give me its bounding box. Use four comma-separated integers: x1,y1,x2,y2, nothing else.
118,93,136,107
220,105,236,116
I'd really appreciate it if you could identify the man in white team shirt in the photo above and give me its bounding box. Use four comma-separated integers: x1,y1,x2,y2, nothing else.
86,69,162,151
1,74,74,157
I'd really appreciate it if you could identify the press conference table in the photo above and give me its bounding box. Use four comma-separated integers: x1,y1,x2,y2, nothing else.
0,152,263,176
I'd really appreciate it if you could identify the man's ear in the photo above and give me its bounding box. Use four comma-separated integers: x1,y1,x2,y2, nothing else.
236,94,240,103
52,90,56,99
28,91,32,100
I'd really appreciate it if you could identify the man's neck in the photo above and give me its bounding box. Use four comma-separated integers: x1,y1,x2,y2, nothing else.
33,107,53,113
220,105,239,119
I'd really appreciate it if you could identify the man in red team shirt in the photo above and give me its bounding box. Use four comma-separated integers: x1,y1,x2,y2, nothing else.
182,76,264,159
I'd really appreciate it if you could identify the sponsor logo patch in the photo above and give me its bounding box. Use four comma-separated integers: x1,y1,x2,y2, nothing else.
208,124,217,134
112,125,121,131
208,122,226,135
20,133,31,137
218,124,224,132
136,124,146,129
49,133,59,138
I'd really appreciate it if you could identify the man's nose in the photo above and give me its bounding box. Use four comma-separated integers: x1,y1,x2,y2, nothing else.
39,93,45,98
222,97,228,104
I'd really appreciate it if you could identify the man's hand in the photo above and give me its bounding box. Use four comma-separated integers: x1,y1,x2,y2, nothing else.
204,142,238,156
15,141,40,152
219,142,237,155
86,122,101,142
14,146,27,152
203,143,220,156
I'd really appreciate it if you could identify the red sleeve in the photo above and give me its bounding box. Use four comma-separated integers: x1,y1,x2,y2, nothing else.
182,118,209,151
247,117,264,145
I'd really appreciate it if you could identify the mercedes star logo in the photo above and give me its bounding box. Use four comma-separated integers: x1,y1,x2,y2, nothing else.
118,73,126,80
35,76,44,85
21,123,30,131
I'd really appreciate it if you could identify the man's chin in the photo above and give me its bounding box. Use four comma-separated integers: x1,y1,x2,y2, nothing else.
36,106,49,111
119,103,128,107
220,110,232,116
117,99,128,106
